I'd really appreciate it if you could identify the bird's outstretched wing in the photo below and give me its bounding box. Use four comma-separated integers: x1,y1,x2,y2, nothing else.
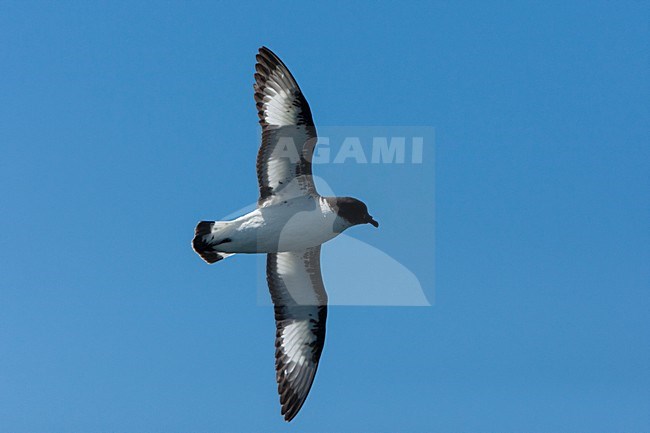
266,246,327,421
254,47,318,206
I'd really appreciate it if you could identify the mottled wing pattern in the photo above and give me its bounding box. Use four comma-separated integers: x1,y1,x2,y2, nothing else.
254,47,318,205
266,246,327,421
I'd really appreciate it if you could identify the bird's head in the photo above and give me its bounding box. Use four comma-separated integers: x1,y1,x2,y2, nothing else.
332,197,379,229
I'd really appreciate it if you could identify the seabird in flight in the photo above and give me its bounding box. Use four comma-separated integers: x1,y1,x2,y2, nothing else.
192,46,378,421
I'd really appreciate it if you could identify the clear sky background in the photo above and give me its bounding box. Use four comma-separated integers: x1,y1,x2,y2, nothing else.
1,1,648,432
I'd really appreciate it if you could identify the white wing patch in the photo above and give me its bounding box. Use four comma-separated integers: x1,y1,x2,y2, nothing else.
280,321,314,365
259,85,297,126
273,250,322,305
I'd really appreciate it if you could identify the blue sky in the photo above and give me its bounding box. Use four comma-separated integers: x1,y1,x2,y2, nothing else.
1,1,648,432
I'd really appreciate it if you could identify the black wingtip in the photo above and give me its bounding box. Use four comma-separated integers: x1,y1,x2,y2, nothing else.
281,395,306,422
257,46,279,65
258,45,273,55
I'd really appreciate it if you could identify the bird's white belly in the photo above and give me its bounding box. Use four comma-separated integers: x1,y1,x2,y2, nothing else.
220,198,339,253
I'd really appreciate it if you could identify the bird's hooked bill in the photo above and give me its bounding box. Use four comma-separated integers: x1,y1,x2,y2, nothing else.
368,217,379,228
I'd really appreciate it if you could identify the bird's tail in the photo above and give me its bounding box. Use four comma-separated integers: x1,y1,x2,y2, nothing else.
192,221,235,264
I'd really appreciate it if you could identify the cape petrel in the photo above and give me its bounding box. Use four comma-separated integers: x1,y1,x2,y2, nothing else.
192,46,378,421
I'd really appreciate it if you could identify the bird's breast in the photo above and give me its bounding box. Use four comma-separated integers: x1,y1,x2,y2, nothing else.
227,199,339,253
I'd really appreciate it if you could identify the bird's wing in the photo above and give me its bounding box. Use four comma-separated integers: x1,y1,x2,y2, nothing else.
254,47,318,206
266,246,327,421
